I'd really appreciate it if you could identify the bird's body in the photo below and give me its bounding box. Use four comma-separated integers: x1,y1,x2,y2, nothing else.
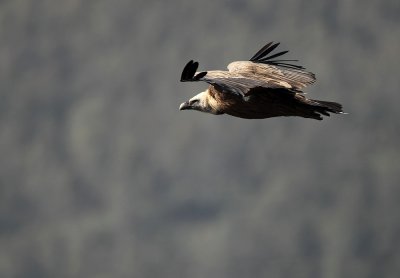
179,42,344,120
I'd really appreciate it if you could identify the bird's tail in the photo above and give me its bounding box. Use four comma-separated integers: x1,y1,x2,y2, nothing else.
313,100,344,113
307,99,345,120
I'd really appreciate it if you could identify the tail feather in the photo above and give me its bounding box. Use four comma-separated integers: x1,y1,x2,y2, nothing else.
308,99,345,120
314,100,343,113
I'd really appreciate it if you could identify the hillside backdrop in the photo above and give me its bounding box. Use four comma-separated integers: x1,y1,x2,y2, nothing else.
1,0,399,277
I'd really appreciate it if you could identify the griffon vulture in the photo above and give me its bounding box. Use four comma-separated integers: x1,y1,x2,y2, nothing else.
179,42,344,120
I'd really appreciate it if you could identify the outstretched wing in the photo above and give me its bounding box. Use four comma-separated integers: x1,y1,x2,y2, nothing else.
180,42,315,96
228,42,316,91
180,60,284,97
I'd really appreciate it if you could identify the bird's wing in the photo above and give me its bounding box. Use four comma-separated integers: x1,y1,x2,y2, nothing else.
180,42,315,96
228,61,315,91
228,42,316,91
180,60,284,97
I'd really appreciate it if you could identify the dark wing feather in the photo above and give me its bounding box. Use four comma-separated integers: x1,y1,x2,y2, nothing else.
261,50,289,61
250,42,276,61
250,42,305,70
180,60,207,82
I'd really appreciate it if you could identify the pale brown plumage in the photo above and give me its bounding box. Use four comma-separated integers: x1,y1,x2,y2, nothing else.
179,42,344,120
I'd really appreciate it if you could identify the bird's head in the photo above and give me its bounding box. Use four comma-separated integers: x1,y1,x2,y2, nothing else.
179,89,222,115
179,91,205,112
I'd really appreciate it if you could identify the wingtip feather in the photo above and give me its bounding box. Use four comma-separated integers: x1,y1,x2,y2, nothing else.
180,60,199,82
249,41,307,70
180,60,207,82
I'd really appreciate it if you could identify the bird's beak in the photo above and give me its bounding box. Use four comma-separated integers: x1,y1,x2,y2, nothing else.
179,101,191,110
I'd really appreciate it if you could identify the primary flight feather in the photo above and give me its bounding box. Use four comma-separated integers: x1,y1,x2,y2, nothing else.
179,42,344,120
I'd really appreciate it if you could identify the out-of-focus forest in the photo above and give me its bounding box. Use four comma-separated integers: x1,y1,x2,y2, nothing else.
1,0,399,277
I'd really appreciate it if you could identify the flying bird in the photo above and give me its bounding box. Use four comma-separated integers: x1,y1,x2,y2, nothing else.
179,42,344,120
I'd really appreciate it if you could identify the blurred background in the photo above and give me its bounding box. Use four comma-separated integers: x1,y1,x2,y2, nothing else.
1,0,399,277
